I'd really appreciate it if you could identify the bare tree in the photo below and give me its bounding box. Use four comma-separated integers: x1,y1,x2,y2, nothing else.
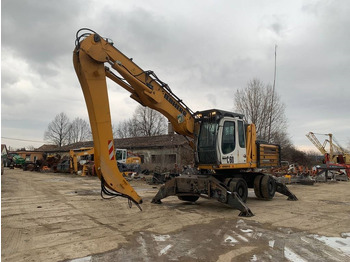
116,105,167,138
116,121,128,138
111,124,119,139
26,145,35,150
44,112,71,147
116,119,138,138
234,78,288,145
112,122,138,138
134,106,167,136
68,117,91,144
282,146,311,166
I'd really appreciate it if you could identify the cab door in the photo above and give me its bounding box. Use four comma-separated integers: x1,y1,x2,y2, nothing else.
218,118,247,165
236,120,247,163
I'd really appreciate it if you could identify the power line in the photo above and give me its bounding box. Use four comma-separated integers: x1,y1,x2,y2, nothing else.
1,137,45,143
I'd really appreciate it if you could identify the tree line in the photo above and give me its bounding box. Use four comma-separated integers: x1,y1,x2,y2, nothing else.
234,78,290,146
43,106,167,147
44,113,92,147
233,78,312,165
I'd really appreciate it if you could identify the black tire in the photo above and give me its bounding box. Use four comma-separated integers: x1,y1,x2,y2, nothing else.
254,175,264,199
261,175,276,200
229,178,248,203
178,195,200,202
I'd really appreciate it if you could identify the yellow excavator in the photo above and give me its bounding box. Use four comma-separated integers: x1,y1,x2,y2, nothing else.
73,28,297,216
69,147,94,175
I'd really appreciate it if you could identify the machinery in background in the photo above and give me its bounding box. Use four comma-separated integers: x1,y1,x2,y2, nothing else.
69,147,95,176
68,147,142,177
306,132,350,180
116,149,141,175
4,153,26,168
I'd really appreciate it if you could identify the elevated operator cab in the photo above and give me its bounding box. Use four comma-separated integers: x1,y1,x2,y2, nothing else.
195,109,247,166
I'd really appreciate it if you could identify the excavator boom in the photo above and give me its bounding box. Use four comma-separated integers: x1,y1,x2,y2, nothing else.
73,29,143,206
75,29,195,138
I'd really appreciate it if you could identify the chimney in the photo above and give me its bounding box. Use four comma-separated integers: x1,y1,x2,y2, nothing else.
168,122,174,135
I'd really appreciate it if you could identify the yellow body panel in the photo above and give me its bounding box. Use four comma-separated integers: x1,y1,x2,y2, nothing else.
198,163,257,170
257,143,280,167
126,157,141,164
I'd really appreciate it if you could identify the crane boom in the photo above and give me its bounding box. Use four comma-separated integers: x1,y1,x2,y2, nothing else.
306,132,327,155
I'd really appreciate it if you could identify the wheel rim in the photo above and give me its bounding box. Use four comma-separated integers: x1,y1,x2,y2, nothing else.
238,186,244,197
230,178,248,203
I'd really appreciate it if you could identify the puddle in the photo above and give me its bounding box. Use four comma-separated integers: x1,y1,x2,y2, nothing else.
67,220,350,262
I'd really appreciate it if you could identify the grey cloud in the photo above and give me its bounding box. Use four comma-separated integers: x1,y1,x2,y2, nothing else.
1,0,350,149
2,0,84,66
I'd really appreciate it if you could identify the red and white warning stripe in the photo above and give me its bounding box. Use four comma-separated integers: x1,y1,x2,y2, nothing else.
108,140,115,160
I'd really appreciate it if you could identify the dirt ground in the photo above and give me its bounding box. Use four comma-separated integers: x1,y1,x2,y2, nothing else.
1,168,350,262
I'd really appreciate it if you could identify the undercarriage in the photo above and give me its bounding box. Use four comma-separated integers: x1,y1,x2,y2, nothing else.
151,172,298,217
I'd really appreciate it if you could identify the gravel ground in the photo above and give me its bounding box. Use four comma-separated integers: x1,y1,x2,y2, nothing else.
1,168,350,261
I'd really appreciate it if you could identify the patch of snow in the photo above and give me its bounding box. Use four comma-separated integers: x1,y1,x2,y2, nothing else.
269,240,275,248
235,233,249,242
152,234,170,242
240,228,254,233
250,254,258,261
224,235,238,245
69,256,92,262
236,219,245,226
311,234,350,256
137,235,149,257
245,233,253,238
300,237,310,244
284,247,307,262
159,244,172,256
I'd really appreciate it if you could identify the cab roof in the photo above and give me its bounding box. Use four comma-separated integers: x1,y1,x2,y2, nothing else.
194,109,244,120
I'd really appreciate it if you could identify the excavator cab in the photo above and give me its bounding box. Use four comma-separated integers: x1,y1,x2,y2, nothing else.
195,109,247,167
115,149,128,163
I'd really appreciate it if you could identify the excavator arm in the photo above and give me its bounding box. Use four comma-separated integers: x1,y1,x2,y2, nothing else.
74,29,143,207
73,29,195,208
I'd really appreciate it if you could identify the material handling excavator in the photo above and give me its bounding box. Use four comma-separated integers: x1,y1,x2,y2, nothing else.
73,28,297,216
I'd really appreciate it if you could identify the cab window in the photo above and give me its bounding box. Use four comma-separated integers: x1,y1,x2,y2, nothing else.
238,120,245,148
221,121,235,154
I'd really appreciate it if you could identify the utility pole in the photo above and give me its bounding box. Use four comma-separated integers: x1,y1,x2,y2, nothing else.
268,44,277,143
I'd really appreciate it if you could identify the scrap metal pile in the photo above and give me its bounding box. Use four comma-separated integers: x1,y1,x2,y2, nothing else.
272,162,349,185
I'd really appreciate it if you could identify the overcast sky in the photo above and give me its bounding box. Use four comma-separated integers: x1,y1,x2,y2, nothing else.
1,0,350,152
